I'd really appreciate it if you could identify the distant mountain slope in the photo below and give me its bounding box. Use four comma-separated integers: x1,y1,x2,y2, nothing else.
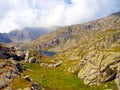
22,11,120,51
22,27,49,40
0,27,48,44
8,27,48,43
8,30,31,43
0,33,12,43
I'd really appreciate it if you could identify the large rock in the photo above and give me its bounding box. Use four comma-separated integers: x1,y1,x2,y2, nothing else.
25,51,30,62
0,62,5,68
15,50,25,59
31,82,40,90
53,61,63,67
0,75,8,89
78,51,120,86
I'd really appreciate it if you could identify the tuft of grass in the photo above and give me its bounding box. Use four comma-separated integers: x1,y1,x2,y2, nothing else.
11,77,31,90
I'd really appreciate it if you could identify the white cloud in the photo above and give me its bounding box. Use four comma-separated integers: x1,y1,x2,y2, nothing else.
0,0,120,33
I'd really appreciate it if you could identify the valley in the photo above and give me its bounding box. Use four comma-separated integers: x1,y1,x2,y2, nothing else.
0,11,120,90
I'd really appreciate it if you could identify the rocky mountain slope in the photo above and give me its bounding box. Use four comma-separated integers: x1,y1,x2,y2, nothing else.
21,11,120,90
22,11,120,51
8,27,48,43
0,33,12,43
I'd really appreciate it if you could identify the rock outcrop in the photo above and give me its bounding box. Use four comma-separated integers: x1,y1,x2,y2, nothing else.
0,59,22,89
24,50,41,63
0,43,41,90
78,51,120,85
74,29,120,90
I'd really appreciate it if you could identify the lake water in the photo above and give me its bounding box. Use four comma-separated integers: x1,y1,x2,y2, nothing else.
39,50,56,57
21,49,56,57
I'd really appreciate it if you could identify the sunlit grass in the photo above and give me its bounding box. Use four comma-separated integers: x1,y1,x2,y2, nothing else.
11,77,31,90
23,63,117,90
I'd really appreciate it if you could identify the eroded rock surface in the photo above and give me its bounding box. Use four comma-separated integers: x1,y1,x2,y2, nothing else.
77,51,120,89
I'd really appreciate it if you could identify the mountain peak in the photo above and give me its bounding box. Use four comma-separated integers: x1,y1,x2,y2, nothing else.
110,11,120,16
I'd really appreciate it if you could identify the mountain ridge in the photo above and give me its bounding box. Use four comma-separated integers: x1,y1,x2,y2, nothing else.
0,27,49,44
0,33,12,43
22,11,120,51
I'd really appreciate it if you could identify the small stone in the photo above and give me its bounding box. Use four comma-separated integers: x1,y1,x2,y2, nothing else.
28,57,36,63
32,82,40,90
0,62,5,68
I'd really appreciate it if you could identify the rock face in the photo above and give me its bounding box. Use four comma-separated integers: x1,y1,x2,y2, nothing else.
24,50,38,63
74,29,120,90
78,52,120,85
0,59,21,89
0,44,25,60
25,51,30,62
0,44,25,89
0,43,41,90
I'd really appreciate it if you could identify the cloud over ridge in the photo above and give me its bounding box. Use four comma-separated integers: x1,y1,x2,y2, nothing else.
0,0,120,32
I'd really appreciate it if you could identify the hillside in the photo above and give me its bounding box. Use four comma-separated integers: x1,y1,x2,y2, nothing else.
0,11,120,90
22,12,120,51
21,11,120,90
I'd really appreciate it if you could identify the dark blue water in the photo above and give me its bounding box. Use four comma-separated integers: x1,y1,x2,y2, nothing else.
21,49,56,57
39,50,56,57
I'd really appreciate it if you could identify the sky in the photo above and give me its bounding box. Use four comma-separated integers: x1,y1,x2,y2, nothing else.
0,0,120,33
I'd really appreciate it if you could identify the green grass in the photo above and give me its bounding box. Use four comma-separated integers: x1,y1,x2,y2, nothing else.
23,63,117,90
11,77,31,90
24,63,81,90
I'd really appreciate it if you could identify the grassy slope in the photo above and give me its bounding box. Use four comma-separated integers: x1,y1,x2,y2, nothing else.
23,63,117,90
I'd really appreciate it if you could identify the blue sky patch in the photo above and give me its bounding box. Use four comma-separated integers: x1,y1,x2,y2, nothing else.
65,0,72,4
